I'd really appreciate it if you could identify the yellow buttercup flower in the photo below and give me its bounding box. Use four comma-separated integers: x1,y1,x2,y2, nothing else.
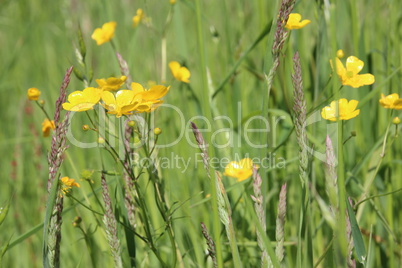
223,158,256,182
131,82,170,112
321,99,360,121
132,9,144,27
101,90,143,118
379,93,402,110
60,177,80,195
42,119,55,137
96,76,127,91
27,87,41,101
285,13,311,30
91,21,117,46
170,0,176,4
169,61,190,83
333,56,375,88
62,87,102,112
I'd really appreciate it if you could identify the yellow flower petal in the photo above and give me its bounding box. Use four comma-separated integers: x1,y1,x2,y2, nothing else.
96,76,127,91
63,87,102,112
169,61,190,83
42,119,55,137
345,56,364,77
91,21,117,46
285,13,311,30
131,82,145,94
115,90,136,107
101,90,138,117
140,85,170,100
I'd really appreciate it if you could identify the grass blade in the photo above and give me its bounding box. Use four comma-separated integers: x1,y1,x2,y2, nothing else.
346,198,366,265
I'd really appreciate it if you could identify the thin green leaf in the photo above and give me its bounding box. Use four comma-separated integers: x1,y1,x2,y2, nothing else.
0,235,13,267
0,200,10,226
346,199,366,264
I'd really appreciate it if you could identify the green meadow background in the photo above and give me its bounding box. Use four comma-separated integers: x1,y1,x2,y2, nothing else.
1,0,402,267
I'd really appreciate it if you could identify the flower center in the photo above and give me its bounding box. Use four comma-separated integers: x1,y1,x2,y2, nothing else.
346,71,354,78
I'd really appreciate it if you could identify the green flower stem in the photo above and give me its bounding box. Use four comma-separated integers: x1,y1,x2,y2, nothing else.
87,111,167,266
356,111,394,221
86,180,105,213
195,1,223,267
140,121,178,268
35,101,53,121
336,120,348,262
161,37,167,82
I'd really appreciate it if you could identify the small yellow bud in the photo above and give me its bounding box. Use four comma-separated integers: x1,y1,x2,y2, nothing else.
154,127,162,135
82,125,90,131
133,136,141,144
27,87,41,101
39,100,45,106
336,49,345,59
170,0,176,5
98,137,105,144
128,120,136,127
72,216,82,227
392,117,401,125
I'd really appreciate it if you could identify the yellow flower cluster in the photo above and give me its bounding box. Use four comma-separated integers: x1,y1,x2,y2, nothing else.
132,9,145,27
63,77,169,117
321,53,376,121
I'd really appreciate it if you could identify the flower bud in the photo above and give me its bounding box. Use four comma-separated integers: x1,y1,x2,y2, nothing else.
72,216,82,227
351,131,357,137
393,117,401,125
98,137,105,144
82,125,90,131
336,49,345,59
128,120,136,127
27,88,41,101
154,127,162,135
39,100,45,106
170,0,176,5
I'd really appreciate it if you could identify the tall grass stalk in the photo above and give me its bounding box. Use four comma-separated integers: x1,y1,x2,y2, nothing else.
251,167,270,267
194,1,223,266
100,173,123,268
191,123,242,267
275,183,287,265
44,67,73,268
291,51,311,267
